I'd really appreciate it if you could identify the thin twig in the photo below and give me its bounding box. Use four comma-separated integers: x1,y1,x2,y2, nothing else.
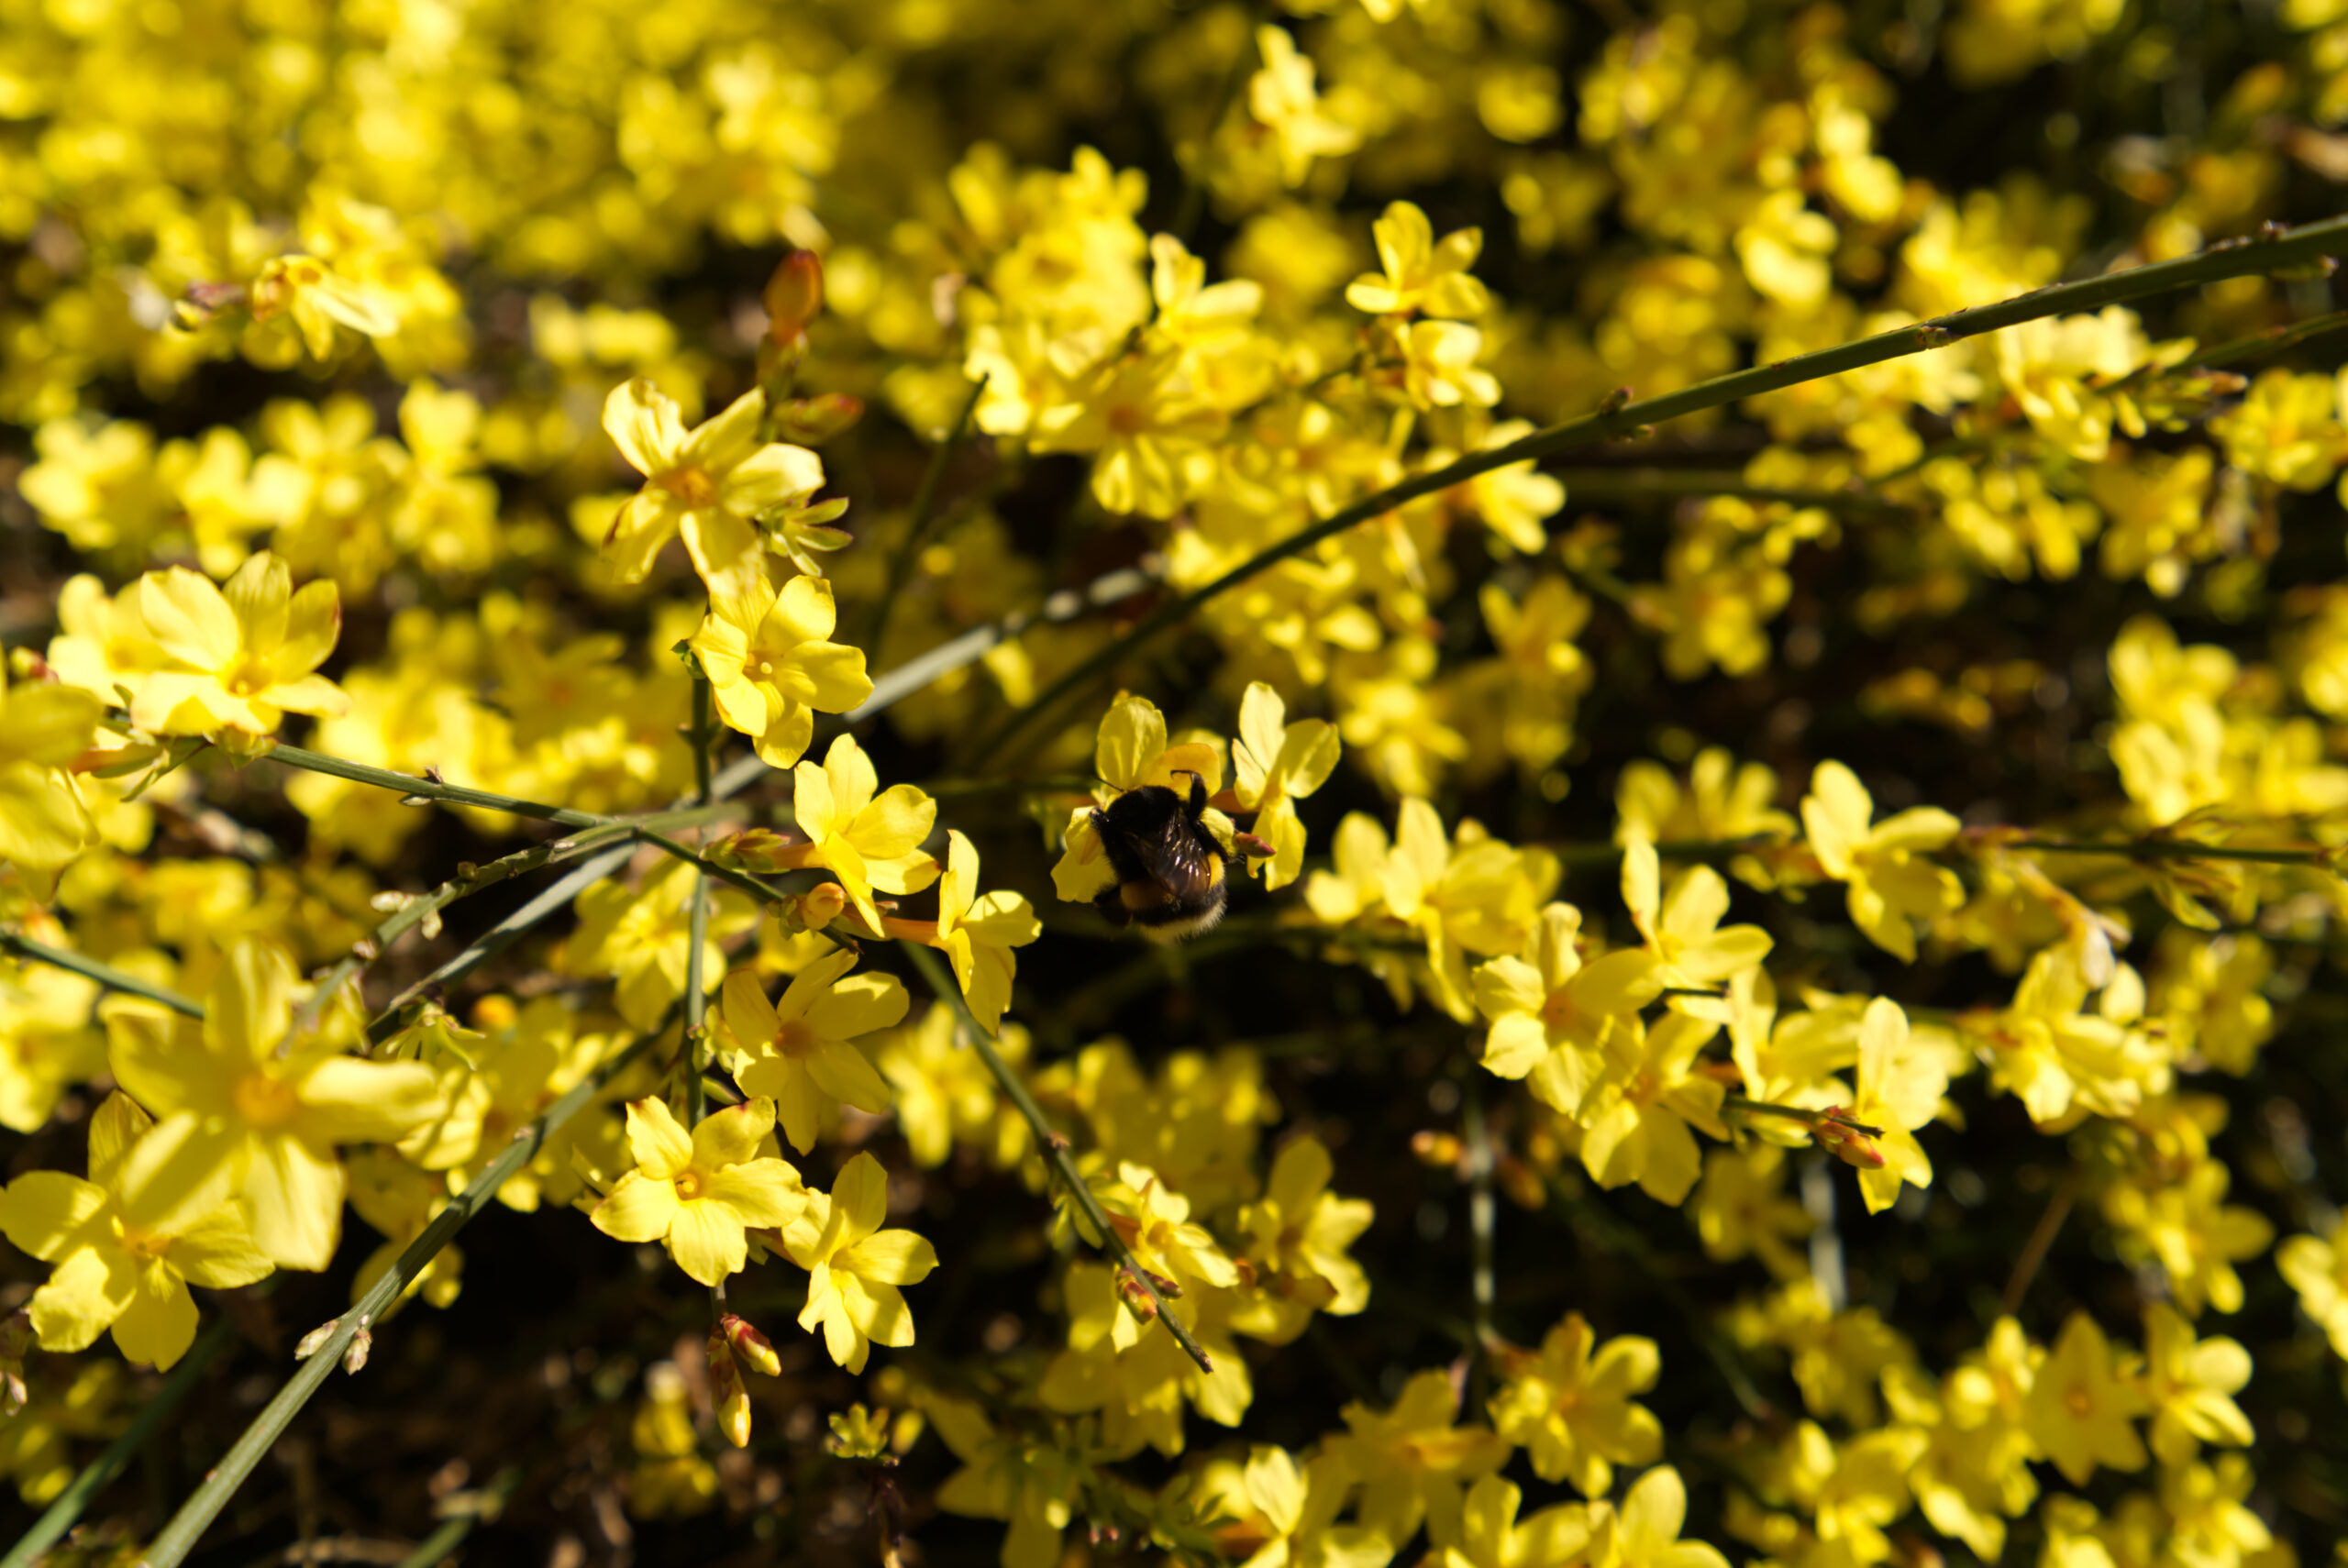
863,373,989,655
896,942,1215,1375
1462,1074,1498,1410
0,929,204,1018
2000,1173,2079,1318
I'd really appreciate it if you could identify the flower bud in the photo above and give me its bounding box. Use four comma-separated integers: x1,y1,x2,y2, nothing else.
719,1312,781,1377
763,250,825,349
772,392,864,446
1813,1107,1888,1169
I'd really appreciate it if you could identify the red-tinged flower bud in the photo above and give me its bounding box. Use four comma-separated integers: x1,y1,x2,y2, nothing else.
764,250,825,348
772,392,864,446
1412,1130,1465,1167
1114,1268,1167,1320
1230,831,1276,859
719,1313,781,1377
1814,1107,1888,1169
0,1310,30,1363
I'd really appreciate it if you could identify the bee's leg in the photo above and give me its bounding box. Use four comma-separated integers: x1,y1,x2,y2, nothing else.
1185,771,1208,815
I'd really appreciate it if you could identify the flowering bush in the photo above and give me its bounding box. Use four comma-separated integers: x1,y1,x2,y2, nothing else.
2,0,2347,1564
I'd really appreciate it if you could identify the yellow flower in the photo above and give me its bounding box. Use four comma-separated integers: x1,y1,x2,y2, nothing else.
1800,760,1963,961
1434,1474,1600,1568
1397,320,1501,410
786,1151,938,1373
690,570,871,767
1346,202,1490,319
105,938,440,1270
1235,1134,1373,1333
717,952,905,1154
0,673,101,879
125,552,349,738
1621,836,1772,989
2278,1215,2348,1359
0,958,106,1134
785,734,941,933
933,829,1041,1034
1248,25,1360,187
1488,1312,1663,1496
1326,1369,1512,1552
2141,1304,2253,1468
591,1096,806,1287
1232,681,1340,890
1586,1466,1729,1568
875,1006,1034,1171
601,377,825,594
2210,367,2346,492
1846,997,1946,1215
1475,903,1661,1118
2022,1311,2149,1486
0,1093,271,1368
1579,1012,1727,1204
1690,1145,1811,1279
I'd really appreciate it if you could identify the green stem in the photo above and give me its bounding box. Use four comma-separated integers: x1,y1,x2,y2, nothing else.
0,1316,235,1568
895,942,1215,1375
684,674,716,1129
391,1469,518,1568
844,558,1166,729
0,930,204,1019
1996,836,2342,867
1544,469,1914,515
291,822,648,1047
263,744,611,829
1724,1094,1881,1137
863,374,989,656
138,1012,675,1567
968,211,2348,766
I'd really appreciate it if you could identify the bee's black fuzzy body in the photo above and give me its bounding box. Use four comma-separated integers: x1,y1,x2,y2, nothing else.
1091,772,1240,942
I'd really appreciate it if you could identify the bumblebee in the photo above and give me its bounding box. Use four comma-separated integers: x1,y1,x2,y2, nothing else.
1091,771,1258,942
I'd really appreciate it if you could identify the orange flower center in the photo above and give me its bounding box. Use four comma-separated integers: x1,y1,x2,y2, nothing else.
225,661,271,699
657,466,720,506
122,1228,172,1262
675,1170,704,1200
232,1071,301,1129
774,1019,816,1059
2064,1383,2093,1418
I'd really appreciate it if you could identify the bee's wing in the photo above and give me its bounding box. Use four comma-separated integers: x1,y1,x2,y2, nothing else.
1126,821,1222,905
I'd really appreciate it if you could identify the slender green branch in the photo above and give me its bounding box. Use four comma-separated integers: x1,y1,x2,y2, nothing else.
968,212,2348,765
291,822,647,1047
895,942,1215,1375
1724,1095,1882,1138
138,1011,676,1567
844,558,1166,729
1995,835,2344,867
263,744,610,829
391,1469,518,1568
1545,469,1914,515
367,844,637,1042
864,373,989,655
684,672,717,1128
2179,308,2348,372
0,1316,235,1568
0,930,204,1018
2000,1172,2079,1317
